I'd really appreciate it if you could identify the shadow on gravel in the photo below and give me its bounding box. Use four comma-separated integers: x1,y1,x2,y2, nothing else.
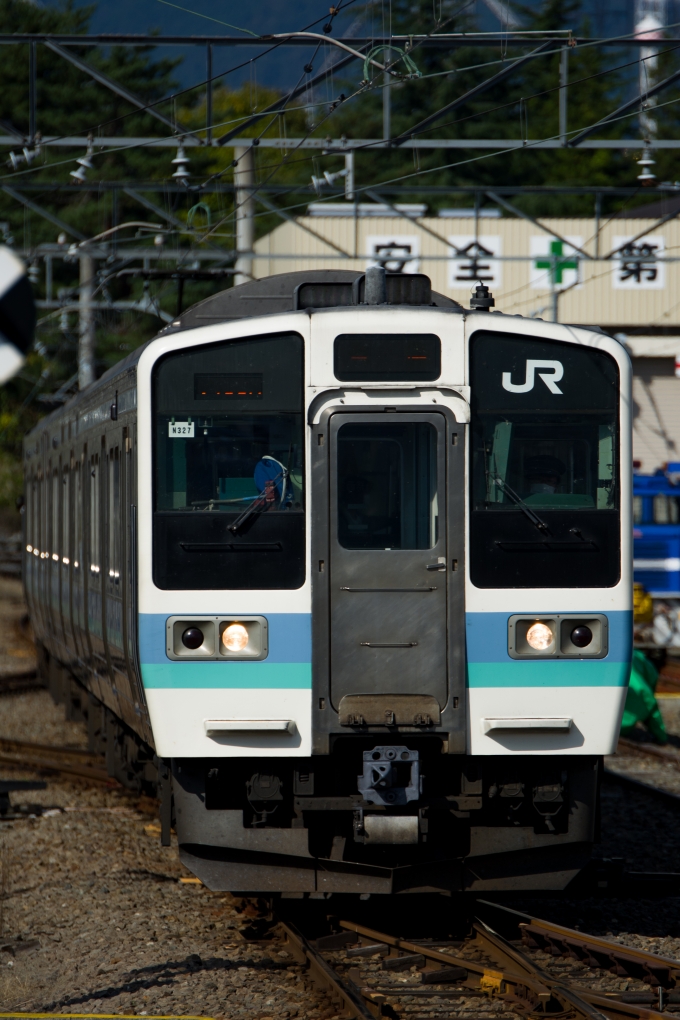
44,953,291,1009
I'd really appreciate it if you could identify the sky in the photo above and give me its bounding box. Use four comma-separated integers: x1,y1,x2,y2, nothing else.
41,0,380,91
36,0,656,93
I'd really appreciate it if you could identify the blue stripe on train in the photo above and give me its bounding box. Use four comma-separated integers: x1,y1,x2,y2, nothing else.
139,610,631,689
466,609,632,688
139,612,312,665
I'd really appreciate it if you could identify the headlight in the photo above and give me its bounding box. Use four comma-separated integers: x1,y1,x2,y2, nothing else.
182,626,204,650
222,622,249,652
526,622,554,651
571,625,593,648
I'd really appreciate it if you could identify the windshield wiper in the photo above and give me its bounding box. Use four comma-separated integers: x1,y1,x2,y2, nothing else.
228,466,286,534
493,476,550,535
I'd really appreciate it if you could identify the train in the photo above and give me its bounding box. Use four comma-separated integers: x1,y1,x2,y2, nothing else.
633,466,680,649
22,268,632,895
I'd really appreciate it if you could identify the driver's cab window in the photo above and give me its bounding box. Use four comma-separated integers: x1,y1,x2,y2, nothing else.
153,333,304,515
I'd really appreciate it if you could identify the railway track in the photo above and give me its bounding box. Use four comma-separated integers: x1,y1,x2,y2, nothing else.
604,736,680,806
0,736,112,784
277,905,680,1020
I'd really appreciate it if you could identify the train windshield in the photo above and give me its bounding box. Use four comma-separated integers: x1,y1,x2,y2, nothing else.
154,334,304,514
470,330,620,588
152,332,305,590
155,413,303,513
474,416,616,512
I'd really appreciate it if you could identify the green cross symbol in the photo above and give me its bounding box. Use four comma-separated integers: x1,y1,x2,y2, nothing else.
535,240,579,285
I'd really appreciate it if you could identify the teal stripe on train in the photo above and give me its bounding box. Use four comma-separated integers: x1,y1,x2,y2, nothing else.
141,662,311,689
466,610,632,687
468,660,629,688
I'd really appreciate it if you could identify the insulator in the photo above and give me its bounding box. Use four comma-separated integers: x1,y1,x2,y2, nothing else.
70,165,88,183
7,152,23,171
637,146,656,185
171,143,190,180
171,145,189,166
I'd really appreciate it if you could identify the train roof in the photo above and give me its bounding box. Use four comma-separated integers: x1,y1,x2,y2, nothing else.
24,270,611,444
157,269,463,334
25,271,464,442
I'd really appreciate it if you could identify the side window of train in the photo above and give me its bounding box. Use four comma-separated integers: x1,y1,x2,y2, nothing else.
152,332,305,590
62,464,69,567
37,470,43,561
653,494,680,524
633,495,643,524
74,457,82,573
108,447,120,588
469,330,620,588
51,468,59,564
89,455,100,582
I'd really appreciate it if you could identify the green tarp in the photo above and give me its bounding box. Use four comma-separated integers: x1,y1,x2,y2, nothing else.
621,649,668,743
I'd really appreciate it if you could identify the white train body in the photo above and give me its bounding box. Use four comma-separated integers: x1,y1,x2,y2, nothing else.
23,271,632,895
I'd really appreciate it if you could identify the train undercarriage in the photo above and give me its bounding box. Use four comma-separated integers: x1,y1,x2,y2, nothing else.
37,646,601,897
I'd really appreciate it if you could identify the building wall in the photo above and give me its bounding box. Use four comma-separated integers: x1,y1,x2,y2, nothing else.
632,358,680,472
254,213,680,327
254,212,680,472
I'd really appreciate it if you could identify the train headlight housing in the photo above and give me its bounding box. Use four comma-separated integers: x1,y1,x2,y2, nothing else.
526,622,554,651
508,614,608,658
222,623,249,652
218,618,267,659
167,616,268,660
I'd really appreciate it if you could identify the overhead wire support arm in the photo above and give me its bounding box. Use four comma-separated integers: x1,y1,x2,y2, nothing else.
122,188,185,230
363,188,462,255
390,39,554,146
255,193,352,258
43,40,202,143
2,185,86,240
0,31,672,46
217,47,368,146
568,63,680,146
485,190,593,260
601,205,680,260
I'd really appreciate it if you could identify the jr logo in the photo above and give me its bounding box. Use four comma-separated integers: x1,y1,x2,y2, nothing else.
501,359,564,394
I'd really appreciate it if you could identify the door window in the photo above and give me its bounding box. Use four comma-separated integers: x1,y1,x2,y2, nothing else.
336,422,438,550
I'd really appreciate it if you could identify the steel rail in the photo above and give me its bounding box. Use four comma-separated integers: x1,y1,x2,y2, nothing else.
338,919,557,1010
279,921,375,1020
334,917,675,1020
0,738,112,784
617,737,680,768
520,916,680,989
476,920,671,1020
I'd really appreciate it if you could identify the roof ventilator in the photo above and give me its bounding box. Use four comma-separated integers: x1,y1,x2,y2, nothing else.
364,265,387,304
293,271,432,310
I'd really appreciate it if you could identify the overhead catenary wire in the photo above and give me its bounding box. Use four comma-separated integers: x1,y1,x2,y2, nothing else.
193,3,511,240
4,5,680,304
0,13,666,183
4,0,365,156
151,20,680,237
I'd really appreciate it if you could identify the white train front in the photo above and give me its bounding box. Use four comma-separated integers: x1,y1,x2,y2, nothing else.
23,269,632,895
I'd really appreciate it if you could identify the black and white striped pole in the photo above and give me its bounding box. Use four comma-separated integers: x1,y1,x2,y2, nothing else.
0,247,36,385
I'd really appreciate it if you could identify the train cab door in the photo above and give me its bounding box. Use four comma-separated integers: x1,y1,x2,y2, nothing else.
326,410,463,736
